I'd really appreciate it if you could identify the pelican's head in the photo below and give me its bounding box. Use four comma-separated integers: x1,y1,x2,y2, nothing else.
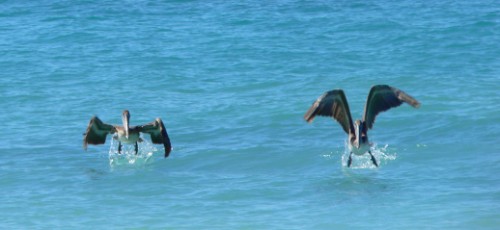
122,110,130,139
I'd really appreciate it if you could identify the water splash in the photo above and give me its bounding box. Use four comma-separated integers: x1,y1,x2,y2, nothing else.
108,135,158,167
340,142,397,169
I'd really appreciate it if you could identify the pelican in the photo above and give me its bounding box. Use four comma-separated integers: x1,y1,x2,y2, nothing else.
304,85,420,167
83,110,172,157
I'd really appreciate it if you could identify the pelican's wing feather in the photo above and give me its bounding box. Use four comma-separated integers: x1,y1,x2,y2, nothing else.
363,85,420,129
83,116,114,150
304,89,355,135
138,118,172,158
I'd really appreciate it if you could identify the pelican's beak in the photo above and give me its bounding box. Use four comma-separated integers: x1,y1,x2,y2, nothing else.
122,110,130,139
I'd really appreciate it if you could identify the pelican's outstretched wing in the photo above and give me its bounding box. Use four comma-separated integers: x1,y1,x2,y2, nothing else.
138,118,172,158
363,85,420,130
83,116,115,150
304,89,355,135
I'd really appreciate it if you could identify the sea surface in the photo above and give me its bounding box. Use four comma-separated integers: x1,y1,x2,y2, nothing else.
1,1,499,229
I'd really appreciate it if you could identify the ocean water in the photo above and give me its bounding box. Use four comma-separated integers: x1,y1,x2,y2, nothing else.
1,0,499,229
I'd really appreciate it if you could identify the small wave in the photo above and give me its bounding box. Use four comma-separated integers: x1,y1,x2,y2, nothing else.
107,136,158,167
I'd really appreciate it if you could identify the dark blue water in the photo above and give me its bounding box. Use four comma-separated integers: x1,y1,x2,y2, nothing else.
1,1,499,229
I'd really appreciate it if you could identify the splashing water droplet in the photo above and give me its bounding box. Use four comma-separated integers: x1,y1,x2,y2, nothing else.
108,134,158,167
341,142,397,169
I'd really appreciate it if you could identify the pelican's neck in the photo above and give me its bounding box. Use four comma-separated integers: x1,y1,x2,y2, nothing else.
122,110,130,139
353,120,368,148
349,122,370,155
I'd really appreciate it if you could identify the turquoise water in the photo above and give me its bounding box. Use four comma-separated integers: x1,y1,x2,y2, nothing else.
1,1,499,229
